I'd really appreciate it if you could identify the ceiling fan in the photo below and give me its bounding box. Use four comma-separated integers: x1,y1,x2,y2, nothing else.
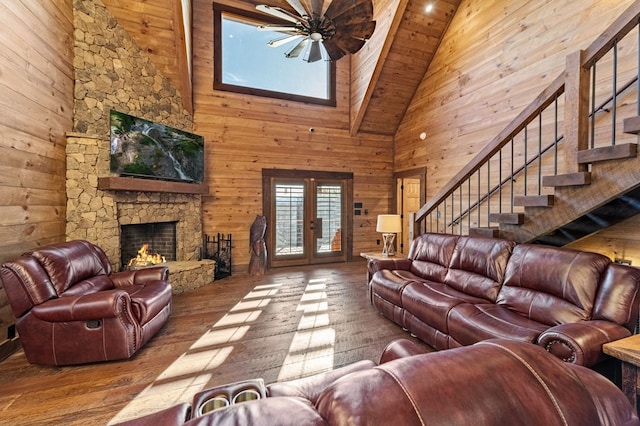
255,0,376,63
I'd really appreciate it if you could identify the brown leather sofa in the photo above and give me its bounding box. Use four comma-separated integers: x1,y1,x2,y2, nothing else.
114,339,639,425
0,240,172,366
368,233,640,368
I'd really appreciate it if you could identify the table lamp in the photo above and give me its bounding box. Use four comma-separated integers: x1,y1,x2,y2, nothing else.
376,214,402,257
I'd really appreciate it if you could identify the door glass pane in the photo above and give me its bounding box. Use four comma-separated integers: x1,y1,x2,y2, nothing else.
316,184,342,253
275,183,305,256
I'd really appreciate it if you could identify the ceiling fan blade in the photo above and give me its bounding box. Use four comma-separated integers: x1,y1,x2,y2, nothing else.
256,5,302,24
310,0,324,16
258,25,302,33
331,32,366,54
332,11,374,27
268,34,303,48
306,40,323,62
340,21,376,40
321,40,346,61
325,0,372,23
285,38,309,58
285,0,310,17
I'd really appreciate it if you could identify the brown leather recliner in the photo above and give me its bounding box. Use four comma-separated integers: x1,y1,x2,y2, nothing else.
0,240,172,366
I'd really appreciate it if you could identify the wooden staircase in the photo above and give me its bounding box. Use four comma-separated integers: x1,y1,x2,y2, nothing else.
495,142,640,244
415,2,640,245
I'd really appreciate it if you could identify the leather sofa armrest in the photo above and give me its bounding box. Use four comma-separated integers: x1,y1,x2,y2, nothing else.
379,338,427,363
267,360,375,404
368,258,412,275
111,266,170,287
537,320,632,367
30,290,130,322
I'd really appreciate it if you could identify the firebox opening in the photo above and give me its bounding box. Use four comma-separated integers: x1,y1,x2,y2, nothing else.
120,221,177,270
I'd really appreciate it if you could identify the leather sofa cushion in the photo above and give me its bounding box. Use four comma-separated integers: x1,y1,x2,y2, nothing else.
62,275,114,297
370,269,418,306
29,240,112,294
443,236,516,301
120,281,173,324
498,244,610,324
402,281,487,333
408,233,459,282
447,303,549,346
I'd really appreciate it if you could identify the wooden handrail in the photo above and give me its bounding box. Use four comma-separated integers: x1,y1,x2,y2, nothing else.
416,75,565,221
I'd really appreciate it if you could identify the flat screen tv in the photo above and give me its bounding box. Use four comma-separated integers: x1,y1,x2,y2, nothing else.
109,110,205,183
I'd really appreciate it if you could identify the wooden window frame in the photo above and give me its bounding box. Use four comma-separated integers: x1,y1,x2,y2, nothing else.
213,3,337,106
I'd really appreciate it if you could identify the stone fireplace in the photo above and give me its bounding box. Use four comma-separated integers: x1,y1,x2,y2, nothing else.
65,132,214,292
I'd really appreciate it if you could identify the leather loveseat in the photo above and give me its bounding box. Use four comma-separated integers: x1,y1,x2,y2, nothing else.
368,233,640,368
114,339,639,426
0,240,172,366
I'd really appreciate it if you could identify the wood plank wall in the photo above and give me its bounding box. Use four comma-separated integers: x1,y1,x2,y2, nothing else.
193,0,394,270
394,0,640,259
0,1,74,342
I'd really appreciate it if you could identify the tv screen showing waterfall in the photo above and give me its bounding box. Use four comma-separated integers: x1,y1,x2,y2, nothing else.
109,110,205,183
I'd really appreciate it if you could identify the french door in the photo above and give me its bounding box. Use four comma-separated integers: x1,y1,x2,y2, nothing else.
263,170,352,268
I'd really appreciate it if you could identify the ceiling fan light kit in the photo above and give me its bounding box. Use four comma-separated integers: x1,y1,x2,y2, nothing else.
256,0,376,63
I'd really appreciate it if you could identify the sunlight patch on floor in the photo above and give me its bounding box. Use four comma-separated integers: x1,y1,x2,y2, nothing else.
108,282,282,425
277,279,335,382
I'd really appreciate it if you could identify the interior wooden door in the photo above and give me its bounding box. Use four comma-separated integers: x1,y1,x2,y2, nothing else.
399,178,421,254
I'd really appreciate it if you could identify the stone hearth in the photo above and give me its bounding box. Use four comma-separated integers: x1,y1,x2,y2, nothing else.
65,132,214,293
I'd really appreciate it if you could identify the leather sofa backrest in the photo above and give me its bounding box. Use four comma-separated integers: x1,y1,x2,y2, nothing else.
1,256,59,317
593,262,640,332
442,236,516,302
498,244,610,325
27,240,112,295
407,233,459,283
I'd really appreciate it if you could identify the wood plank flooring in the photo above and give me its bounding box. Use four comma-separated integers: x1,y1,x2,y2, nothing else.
0,260,432,425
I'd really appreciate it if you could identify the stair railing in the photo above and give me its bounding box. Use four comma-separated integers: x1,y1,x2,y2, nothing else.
415,1,640,238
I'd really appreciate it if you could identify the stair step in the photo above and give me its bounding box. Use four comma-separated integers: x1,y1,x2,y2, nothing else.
623,116,640,134
469,227,500,238
488,213,524,225
542,172,591,187
514,195,554,207
577,143,637,164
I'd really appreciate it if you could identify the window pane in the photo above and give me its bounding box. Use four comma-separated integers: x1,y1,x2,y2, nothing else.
221,13,330,100
275,183,305,255
316,184,342,253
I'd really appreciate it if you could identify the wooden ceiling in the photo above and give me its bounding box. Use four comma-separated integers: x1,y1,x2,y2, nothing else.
103,0,460,136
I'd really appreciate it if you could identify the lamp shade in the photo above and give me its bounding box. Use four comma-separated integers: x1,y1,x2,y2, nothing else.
376,215,402,233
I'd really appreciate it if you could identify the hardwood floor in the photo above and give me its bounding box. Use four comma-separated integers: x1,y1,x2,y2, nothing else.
0,260,432,425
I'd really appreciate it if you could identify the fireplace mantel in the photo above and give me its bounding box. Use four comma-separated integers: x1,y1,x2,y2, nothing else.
98,177,209,194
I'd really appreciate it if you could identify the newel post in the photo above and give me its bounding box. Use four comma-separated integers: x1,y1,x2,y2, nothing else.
563,50,591,173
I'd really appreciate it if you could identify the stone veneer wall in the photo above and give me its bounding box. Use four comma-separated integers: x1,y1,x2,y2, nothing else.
66,133,203,271
68,0,203,271
73,0,192,134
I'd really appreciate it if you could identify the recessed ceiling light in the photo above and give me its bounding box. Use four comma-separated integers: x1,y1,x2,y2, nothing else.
425,3,434,13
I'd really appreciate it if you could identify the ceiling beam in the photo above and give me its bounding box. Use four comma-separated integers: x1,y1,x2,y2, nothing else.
349,0,410,136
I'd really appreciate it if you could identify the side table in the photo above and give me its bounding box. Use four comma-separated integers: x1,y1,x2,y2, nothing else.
360,252,407,304
603,334,640,413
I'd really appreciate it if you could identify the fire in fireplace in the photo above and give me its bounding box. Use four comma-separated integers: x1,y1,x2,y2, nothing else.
120,221,177,270
127,244,166,269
